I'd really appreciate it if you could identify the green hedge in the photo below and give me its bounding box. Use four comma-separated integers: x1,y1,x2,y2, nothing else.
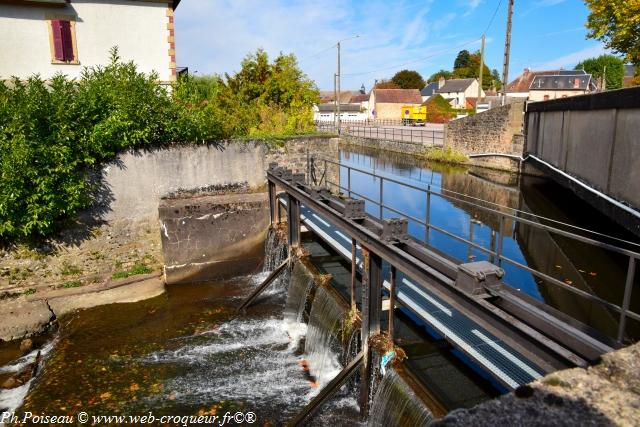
0,48,318,242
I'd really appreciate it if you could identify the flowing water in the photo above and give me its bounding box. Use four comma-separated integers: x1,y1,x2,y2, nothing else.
368,369,433,427
337,146,640,340
0,231,364,426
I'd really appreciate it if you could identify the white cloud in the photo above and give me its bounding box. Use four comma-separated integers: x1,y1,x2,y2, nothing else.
534,44,608,70
174,0,462,90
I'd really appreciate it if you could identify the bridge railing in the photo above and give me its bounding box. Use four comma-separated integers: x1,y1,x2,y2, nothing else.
315,122,445,147
311,155,640,344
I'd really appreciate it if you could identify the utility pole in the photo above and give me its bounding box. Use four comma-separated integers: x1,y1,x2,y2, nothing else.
333,73,337,129
602,65,607,91
477,33,486,112
501,0,514,105
337,41,341,135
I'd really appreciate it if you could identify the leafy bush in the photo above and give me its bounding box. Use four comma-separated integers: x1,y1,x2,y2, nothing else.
0,47,318,242
424,94,457,123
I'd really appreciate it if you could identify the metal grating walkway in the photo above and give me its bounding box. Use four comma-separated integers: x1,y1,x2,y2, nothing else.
281,196,544,389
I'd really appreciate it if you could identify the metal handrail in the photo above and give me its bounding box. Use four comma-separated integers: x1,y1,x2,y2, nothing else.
315,122,445,147
312,155,639,342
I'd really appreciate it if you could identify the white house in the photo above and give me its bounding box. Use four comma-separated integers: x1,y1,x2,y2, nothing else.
435,78,484,109
314,103,367,122
0,0,180,82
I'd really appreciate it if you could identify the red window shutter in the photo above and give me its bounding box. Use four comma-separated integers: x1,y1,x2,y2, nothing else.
51,20,65,61
60,21,74,61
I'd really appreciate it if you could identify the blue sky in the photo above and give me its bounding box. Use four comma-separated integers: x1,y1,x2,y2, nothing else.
175,0,609,90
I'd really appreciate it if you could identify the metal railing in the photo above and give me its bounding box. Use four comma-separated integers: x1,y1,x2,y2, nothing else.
316,122,444,147
311,156,640,343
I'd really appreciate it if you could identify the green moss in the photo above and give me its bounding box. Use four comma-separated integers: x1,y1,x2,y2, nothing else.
23,288,36,295
543,376,571,388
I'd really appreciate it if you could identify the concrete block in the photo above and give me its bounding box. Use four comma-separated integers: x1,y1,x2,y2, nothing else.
539,111,564,166
564,109,616,190
609,108,640,210
159,192,270,284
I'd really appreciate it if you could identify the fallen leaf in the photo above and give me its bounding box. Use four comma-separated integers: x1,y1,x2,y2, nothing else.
589,272,598,277
555,265,562,269
564,279,573,285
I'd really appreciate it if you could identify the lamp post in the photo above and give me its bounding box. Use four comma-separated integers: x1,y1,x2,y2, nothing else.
336,35,359,134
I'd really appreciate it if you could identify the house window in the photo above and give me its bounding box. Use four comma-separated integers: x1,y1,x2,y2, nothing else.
48,18,78,64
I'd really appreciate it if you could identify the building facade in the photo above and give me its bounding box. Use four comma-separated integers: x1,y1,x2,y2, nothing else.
435,78,484,109
369,89,422,120
0,0,179,82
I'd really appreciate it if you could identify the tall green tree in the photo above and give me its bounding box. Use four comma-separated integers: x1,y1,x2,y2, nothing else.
584,0,640,68
575,54,625,89
452,51,496,90
492,69,502,91
453,50,472,70
391,69,426,89
428,70,453,83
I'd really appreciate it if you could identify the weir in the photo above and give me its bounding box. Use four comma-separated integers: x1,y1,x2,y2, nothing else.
255,154,640,424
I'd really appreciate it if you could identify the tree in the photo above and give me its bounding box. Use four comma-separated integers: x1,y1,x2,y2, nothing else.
424,94,456,123
374,79,400,89
453,50,472,70
428,70,452,83
492,69,502,91
585,0,640,68
452,51,495,90
575,54,625,89
391,69,426,89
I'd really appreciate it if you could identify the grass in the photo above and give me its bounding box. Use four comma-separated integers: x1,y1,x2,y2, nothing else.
422,146,469,164
23,288,36,296
112,263,152,280
62,280,83,288
60,260,83,276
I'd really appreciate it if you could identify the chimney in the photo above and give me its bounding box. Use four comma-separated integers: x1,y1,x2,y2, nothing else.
438,77,445,89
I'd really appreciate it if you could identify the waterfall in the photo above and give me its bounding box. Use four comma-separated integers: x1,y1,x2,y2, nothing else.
367,368,433,427
284,263,314,350
303,285,347,389
263,227,287,272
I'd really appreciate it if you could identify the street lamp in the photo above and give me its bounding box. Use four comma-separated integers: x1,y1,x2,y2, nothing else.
336,35,359,134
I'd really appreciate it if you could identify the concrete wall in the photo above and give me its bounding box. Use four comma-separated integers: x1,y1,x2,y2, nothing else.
91,137,340,222
525,87,640,234
159,193,269,284
0,0,174,81
445,101,526,171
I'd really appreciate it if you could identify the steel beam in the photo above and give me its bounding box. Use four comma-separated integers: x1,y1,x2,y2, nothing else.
287,193,301,248
359,247,382,419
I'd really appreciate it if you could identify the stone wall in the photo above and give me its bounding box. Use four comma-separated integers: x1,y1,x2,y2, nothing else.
445,101,526,171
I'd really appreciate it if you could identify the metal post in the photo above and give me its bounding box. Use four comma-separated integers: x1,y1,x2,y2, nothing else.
379,177,384,220
351,238,357,310
359,247,382,420
617,256,636,342
287,193,300,249
268,181,277,226
425,186,431,244
489,229,497,263
467,220,474,261
497,214,505,266
348,168,352,198
323,159,328,187
389,265,396,341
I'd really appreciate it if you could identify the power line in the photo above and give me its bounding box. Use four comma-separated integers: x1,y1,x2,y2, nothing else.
483,0,504,35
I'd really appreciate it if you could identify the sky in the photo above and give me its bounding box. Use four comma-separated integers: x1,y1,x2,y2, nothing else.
174,0,609,91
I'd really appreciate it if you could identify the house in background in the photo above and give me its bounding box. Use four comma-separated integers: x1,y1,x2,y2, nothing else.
420,81,440,102
624,65,637,87
435,78,484,109
314,88,369,122
0,0,180,83
528,73,597,101
369,88,422,120
506,68,597,101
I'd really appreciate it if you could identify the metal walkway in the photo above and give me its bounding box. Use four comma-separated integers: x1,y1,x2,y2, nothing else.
287,197,543,388
268,162,626,394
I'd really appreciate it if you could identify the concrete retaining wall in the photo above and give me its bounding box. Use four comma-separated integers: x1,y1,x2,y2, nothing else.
445,102,526,171
89,137,340,222
525,87,640,235
159,192,270,284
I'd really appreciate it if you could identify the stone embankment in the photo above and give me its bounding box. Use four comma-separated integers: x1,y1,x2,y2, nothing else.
433,342,640,426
